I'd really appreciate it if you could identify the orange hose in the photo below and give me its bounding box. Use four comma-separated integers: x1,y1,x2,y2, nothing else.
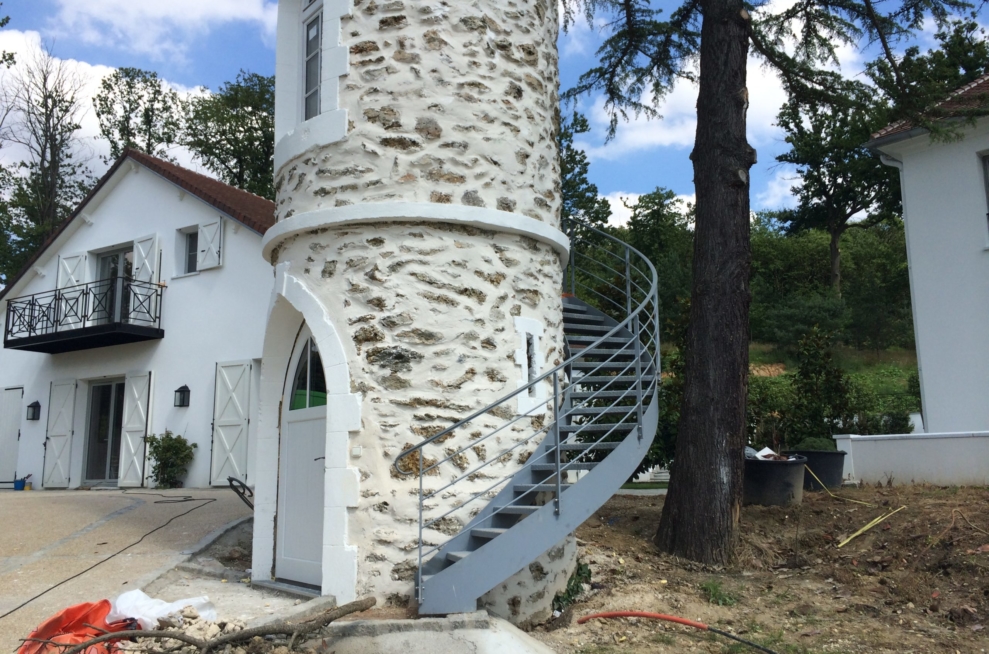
577,611,708,630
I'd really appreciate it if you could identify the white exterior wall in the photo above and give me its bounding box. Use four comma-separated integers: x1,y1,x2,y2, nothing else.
835,432,989,486
878,120,989,433
0,164,272,489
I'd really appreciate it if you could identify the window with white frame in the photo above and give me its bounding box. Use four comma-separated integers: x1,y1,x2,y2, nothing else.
303,5,322,122
185,231,199,274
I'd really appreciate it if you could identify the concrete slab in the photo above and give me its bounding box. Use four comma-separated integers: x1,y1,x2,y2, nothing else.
0,489,250,653
317,612,557,654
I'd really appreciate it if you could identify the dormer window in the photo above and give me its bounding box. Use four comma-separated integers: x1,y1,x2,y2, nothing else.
304,9,322,121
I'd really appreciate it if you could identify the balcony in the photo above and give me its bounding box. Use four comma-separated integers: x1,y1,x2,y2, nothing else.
3,278,165,354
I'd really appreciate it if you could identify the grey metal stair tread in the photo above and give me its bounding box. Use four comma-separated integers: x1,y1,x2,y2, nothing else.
532,462,598,471
569,405,639,415
571,361,639,370
493,505,539,515
563,312,606,323
570,390,645,399
566,335,630,343
514,483,574,493
570,375,647,385
446,551,470,562
546,441,621,451
560,422,636,432
471,528,508,539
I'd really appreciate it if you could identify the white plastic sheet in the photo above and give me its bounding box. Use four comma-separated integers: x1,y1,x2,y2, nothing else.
108,589,217,630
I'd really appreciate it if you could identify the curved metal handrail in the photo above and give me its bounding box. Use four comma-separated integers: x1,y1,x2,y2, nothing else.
390,217,661,602
393,218,660,475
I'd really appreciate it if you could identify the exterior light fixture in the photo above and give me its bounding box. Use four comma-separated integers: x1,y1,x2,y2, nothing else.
26,401,41,421
174,385,191,407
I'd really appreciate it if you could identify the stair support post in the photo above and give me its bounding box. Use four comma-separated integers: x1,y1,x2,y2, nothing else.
567,220,577,296
418,451,425,604
553,372,562,516
633,314,645,442
624,248,633,317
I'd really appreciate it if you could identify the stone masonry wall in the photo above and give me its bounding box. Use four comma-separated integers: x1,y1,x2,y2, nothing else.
275,0,561,226
273,221,565,605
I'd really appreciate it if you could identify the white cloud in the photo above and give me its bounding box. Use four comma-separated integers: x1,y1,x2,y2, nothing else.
0,30,208,178
47,0,277,62
603,191,696,227
754,169,801,210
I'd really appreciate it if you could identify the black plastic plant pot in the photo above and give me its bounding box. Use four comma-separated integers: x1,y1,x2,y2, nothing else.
743,455,807,506
784,450,847,491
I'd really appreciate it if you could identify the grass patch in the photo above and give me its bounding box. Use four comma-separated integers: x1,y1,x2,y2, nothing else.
700,580,738,607
620,482,669,490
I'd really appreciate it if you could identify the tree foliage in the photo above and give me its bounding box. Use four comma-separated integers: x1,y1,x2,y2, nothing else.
184,71,275,200
94,68,183,161
559,112,612,225
561,0,971,564
0,5,15,69
0,48,93,284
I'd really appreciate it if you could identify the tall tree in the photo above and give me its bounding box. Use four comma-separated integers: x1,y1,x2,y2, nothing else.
559,112,612,225
776,88,900,296
0,5,15,69
0,48,92,284
94,68,183,162
562,0,971,564
184,71,275,200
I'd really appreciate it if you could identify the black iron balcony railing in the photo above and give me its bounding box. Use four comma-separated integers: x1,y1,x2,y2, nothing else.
4,277,165,353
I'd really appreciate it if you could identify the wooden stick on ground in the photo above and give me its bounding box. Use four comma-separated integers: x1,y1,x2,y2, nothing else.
58,597,377,654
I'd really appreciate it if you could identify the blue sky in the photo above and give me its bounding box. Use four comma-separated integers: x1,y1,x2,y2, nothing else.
0,0,976,223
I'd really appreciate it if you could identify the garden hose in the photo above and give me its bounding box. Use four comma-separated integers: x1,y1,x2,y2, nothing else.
577,611,781,654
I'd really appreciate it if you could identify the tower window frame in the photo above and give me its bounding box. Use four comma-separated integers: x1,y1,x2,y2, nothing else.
302,2,323,122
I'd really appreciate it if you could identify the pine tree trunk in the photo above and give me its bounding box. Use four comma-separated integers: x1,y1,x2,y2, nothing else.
654,0,754,565
830,228,842,297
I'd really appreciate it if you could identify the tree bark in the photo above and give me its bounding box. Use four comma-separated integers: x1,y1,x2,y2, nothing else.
829,226,842,297
654,0,753,565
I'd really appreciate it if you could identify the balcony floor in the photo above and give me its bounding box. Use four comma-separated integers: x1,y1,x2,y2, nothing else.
4,323,165,354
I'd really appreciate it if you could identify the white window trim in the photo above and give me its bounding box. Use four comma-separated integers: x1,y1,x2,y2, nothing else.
302,2,323,122
274,0,350,174
514,317,549,415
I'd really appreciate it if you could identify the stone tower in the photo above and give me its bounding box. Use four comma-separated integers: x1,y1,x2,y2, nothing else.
253,0,572,620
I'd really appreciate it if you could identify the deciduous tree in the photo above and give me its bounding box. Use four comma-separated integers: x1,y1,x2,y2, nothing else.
94,67,182,161
184,71,275,200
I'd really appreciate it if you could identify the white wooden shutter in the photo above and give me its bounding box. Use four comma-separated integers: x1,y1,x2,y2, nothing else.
56,253,86,288
197,219,223,271
131,235,160,325
210,361,251,485
118,371,152,488
0,388,23,484
132,234,160,283
43,381,76,489
56,253,87,331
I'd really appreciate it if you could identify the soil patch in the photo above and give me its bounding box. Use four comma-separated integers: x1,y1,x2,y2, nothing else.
531,485,989,653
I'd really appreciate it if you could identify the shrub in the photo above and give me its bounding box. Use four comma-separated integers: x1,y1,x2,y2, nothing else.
789,328,853,444
146,430,198,489
747,375,795,451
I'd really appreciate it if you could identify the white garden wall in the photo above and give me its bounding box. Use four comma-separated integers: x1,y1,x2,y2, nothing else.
835,432,989,486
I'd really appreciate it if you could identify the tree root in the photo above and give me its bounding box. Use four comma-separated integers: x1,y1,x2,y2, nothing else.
55,597,376,654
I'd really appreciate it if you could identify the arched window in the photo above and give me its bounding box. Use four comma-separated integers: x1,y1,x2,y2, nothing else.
290,339,327,410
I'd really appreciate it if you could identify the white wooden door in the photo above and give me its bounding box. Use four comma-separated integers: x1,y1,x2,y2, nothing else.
197,219,223,271
118,371,151,488
211,361,251,486
130,234,159,324
56,253,87,331
0,388,23,482
43,381,76,488
276,333,325,587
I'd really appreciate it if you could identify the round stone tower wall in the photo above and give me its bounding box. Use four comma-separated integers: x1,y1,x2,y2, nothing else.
267,0,570,616
275,0,561,224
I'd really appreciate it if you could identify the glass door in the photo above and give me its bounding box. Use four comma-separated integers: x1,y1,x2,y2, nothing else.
85,381,125,483
94,249,134,324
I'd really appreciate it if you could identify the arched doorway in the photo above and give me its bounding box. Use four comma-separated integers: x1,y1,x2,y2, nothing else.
275,326,327,588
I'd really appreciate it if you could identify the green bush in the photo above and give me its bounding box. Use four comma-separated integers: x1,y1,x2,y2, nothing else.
146,430,198,489
747,375,795,451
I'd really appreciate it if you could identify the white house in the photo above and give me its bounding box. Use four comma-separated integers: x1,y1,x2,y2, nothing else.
0,149,275,490
842,74,989,485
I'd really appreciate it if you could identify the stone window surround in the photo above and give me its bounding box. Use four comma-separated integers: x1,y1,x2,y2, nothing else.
275,0,350,175
252,262,361,602
514,316,549,415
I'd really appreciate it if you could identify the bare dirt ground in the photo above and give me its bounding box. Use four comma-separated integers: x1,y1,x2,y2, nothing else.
530,486,989,654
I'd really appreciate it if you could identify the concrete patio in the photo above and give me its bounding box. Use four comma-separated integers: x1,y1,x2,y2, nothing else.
0,489,250,652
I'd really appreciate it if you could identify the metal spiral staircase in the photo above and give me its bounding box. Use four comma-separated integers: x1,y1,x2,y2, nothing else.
393,218,661,615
